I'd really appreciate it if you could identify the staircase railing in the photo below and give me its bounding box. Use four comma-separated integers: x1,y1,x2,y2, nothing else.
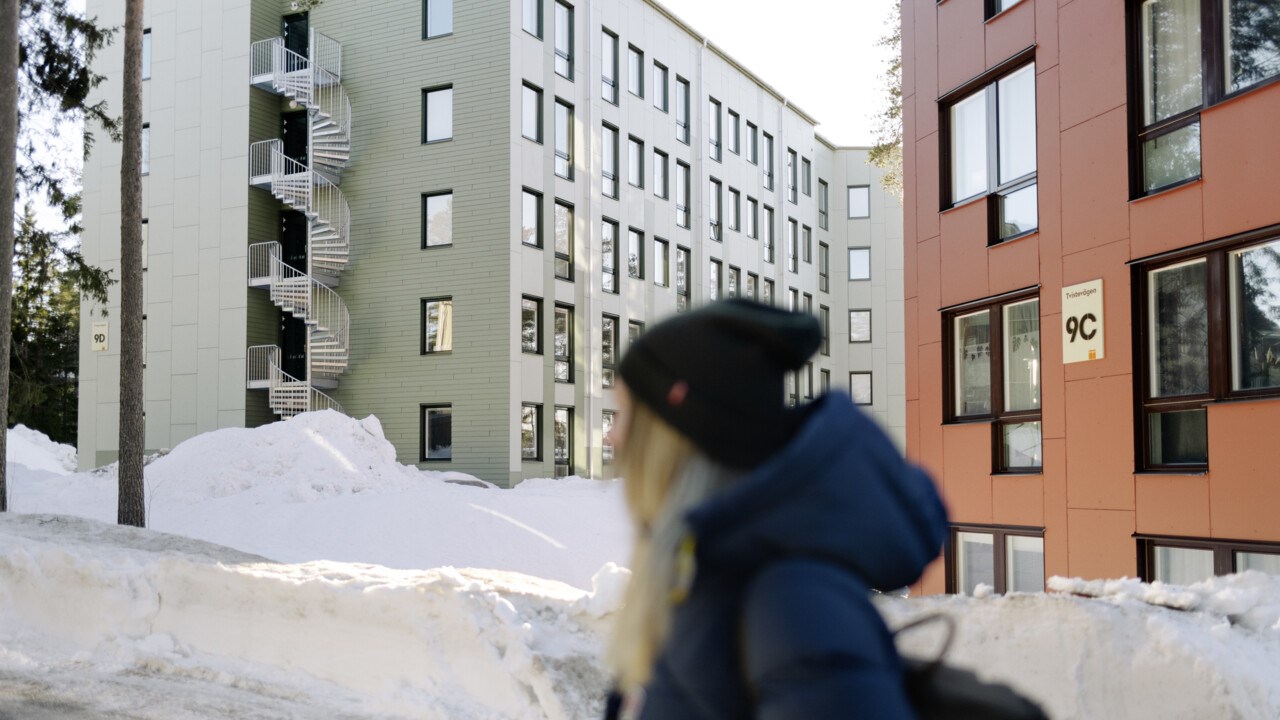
248,141,348,265
249,37,312,106
248,242,350,348
312,31,342,79
247,344,342,416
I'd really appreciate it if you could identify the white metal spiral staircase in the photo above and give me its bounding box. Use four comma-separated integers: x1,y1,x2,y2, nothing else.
246,29,352,418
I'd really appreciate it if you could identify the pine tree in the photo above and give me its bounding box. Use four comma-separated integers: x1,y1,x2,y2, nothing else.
868,0,903,200
117,0,145,527
0,0,20,513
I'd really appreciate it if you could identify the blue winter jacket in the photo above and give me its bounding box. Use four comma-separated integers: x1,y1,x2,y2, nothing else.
628,392,948,719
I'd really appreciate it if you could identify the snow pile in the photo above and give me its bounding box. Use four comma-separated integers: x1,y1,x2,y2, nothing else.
878,573,1280,719
6,425,76,475
0,514,616,719
5,412,632,590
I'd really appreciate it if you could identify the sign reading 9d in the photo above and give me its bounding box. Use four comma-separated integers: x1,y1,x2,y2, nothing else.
1062,279,1105,364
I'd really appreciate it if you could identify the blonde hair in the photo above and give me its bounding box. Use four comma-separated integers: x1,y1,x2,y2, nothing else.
607,400,733,692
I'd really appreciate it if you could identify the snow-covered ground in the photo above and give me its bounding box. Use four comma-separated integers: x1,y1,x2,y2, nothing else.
1,415,1279,719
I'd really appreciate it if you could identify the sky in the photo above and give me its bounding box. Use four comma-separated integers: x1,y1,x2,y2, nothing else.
652,0,899,147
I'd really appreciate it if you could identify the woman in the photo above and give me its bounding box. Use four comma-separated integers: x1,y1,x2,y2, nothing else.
605,299,948,719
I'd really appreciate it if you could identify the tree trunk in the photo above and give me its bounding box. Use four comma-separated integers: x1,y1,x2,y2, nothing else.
118,0,145,527
0,0,21,514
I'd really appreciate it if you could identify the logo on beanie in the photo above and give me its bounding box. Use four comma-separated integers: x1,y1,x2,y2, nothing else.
667,381,689,407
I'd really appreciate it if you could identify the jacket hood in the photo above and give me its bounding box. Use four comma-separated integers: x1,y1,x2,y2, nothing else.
684,392,948,591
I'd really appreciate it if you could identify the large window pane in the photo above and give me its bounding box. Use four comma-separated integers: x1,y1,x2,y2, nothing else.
997,64,1037,184
1230,240,1280,390
555,101,573,179
998,183,1038,239
554,202,572,280
1003,299,1040,411
602,125,617,197
1148,409,1208,465
521,405,540,459
602,411,616,464
602,315,617,388
1006,535,1044,592
957,532,995,595
848,186,870,219
601,30,617,102
423,193,453,247
850,372,873,405
423,299,453,352
554,407,571,466
423,406,452,460
554,306,572,382
426,0,453,37
955,310,992,416
522,85,541,141
1149,260,1209,397
522,0,541,36
628,46,643,96
627,229,643,279
1002,421,1043,469
1143,121,1201,191
1226,0,1280,93
554,1,572,78
1236,551,1280,575
848,247,871,280
951,90,988,202
522,190,540,247
424,87,453,142
1141,0,1203,125
521,298,540,353
850,310,871,342
602,221,617,293
1153,545,1214,585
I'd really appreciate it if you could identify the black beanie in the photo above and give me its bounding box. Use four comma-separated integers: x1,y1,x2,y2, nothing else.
617,298,822,470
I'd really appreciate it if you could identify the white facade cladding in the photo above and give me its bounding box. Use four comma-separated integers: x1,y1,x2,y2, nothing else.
77,0,906,482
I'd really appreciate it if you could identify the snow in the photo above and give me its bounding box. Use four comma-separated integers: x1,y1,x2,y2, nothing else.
2,417,1280,719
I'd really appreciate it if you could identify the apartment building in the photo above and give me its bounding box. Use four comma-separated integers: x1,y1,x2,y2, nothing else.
903,0,1280,593
77,0,905,486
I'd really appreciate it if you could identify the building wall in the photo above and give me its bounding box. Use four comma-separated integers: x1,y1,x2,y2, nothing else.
904,0,1280,593
78,0,254,468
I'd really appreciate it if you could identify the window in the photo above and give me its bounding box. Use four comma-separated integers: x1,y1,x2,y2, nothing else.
727,110,740,155
788,287,799,312
818,242,830,292
522,189,542,248
554,1,573,79
803,292,813,316
728,266,741,298
424,0,452,38
422,191,453,248
802,225,813,264
521,296,542,353
762,132,774,189
628,136,644,188
675,77,690,144
522,83,543,142
787,148,798,203
554,99,573,179
709,179,723,242
420,404,453,461
602,219,619,293
943,58,1037,243
763,278,774,305
602,314,618,388
523,0,542,37
945,294,1042,472
802,158,812,196
787,219,798,272
1138,536,1280,584
602,124,618,198
850,372,873,405
627,228,645,279
142,29,151,80
141,218,148,270
627,45,643,97
422,297,454,353
709,258,723,301
728,189,741,232
628,320,645,346
821,369,830,393
521,404,542,460
653,149,669,198
422,86,453,143
848,185,870,219
763,205,775,263
141,123,150,175
820,306,830,355
554,406,573,474
676,161,691,228
988,0,1026,17
554,201,574,280
849,309,872,343
654,238,670,287
708,98,722,161
848,247,871,280
554,304,573,382
746,197,758,239
601,29,618,104
602,410,616,464
1136,234,1280,470
746,122,758,164
1130,0,1280,196
818,180,829,229
949,525,1045,595
653,62,669,111
676,246,691,312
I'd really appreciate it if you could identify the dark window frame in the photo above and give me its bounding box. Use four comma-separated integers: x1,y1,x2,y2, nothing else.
848,184,871,219
601,28,619,104
553,405,574,473
850,371,873,406
602,218,619,294
554,0,574,80
627,227,646,280
421,190,453,249
554,199,574,281
602,123,619,199
522,82,543,143
676,245,692,312
654,148,669,198
654,237,670,288
818,179,829,229
521,403,543,461
849,308,873,344
627,44,644,98
420,296,454,354
522,0,543,38
421,85,454,144
946,523,1045,594
554,98,574,179
627,135,645,189
602,313,619,388
554,303,574,383
521,187,543,248
419,403,453,462
819,241,830,292
521,295,543,354
848,246,871,281
423,0,453,39
709,178,723,242
820,305,831,356
1136,534,1280,582
708,97,722,161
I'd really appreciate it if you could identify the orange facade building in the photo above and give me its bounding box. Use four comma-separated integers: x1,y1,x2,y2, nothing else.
903,0,1280,594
